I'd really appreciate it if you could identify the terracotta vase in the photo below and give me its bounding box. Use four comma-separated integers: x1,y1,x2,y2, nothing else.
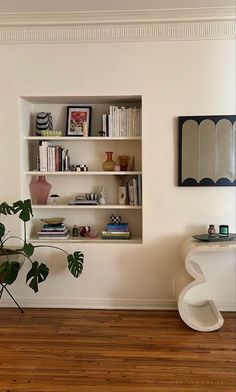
29,176,52,205
102,151,116,171
118,155,130,171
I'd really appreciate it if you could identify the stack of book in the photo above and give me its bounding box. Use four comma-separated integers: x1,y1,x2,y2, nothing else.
102,222,130,240
102,106,141,137
38,223,70,239
68,199,98,206
127,175,142,206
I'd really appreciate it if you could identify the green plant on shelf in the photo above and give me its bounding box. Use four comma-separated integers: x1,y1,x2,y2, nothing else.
0,199,84,293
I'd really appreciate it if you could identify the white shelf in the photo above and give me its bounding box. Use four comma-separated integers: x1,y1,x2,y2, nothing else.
32,204,142,209
25,136,141,141
29,236,142,244
26,171,142,176
22,95,143,243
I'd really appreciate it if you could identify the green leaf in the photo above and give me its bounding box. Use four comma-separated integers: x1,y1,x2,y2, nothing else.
26,261,49,293
67,251,84,278
0,261,20,285
0,223,5,239
13,199,33,222
0,202,14,215
23,242,34,257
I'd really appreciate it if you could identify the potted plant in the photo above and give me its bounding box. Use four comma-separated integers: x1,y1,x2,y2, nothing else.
0,199,84,297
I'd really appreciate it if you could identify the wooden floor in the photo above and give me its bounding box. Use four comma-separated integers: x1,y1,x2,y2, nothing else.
0,309,235,392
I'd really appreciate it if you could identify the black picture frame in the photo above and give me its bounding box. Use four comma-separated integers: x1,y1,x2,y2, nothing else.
66,106,92,137
178,115,236,186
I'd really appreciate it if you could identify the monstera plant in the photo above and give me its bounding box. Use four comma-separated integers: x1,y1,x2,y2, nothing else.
0,199,84,293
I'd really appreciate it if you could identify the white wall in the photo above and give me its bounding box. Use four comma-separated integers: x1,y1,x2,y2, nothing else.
0,37,235,309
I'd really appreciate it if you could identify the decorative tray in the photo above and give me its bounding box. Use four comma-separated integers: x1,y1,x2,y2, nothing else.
40,217,65,225
193,233,236,242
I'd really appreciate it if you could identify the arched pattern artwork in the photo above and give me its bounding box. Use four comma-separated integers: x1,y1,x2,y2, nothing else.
178,115,236,186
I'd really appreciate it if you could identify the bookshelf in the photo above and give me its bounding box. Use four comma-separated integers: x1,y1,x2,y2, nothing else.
21,96,143,243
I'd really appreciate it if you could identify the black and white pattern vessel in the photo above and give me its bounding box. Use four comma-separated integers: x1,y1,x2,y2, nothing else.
36,112,53,136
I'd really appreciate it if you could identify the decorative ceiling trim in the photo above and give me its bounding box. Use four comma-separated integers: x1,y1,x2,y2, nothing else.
0,7,235,25
0,8,235,44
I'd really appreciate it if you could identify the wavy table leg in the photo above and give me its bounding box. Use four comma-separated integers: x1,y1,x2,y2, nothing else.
174,238,236,332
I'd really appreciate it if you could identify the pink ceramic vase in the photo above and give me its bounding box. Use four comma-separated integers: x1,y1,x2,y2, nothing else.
29,176,52,205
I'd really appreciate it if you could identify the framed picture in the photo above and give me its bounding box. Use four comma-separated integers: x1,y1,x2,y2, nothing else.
178,115,236,186
66,106,92,137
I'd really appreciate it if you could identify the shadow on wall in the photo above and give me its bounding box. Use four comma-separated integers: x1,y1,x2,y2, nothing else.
106,234,187,302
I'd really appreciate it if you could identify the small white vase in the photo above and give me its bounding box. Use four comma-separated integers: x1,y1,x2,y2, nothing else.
118,186,127,205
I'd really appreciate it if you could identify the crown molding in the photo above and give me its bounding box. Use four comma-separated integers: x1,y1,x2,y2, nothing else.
0,7,235,25
0,8,235,44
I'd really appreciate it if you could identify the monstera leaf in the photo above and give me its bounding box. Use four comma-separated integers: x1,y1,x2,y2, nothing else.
23,242,34,257
26,261,49,293
13,199,33,222
68,251,84,278
0,261,20,285
0,202,14,215
0,223,5,239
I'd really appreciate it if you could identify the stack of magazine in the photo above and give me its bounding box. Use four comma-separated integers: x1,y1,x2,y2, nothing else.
102,222,130,240
38,223,70,240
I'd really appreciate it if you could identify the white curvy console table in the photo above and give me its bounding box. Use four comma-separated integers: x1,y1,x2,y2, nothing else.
174,238,236,332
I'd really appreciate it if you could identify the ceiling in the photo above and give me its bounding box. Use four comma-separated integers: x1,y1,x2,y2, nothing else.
0,0,235,13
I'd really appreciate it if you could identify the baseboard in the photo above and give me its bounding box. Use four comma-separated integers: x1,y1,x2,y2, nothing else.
0,297,177,310
0,297,235,311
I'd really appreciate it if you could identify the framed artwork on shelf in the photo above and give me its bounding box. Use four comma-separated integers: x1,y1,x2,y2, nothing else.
66,106,92,137
178,115,236,187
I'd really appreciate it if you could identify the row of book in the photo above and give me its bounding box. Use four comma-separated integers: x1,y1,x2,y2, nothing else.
38,141,68,172
38,223,70,239
102,106,141,137
102,222,130,240
126,175,142,206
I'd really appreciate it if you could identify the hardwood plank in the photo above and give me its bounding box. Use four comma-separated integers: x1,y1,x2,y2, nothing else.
0,309,235,391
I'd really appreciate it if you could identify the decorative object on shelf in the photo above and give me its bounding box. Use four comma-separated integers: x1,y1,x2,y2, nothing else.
36,112,53,136
79,226,91,237
41,130,63,137
76,165,88,172
86,193,98,201
98,130,106,137
98,185,106,205
178,115,236,187
129,156,135,171
72,225,79,237
83,122,89,137
118,186,127,205
49,194,60,204
40,217,65,225
63,149,70,171
102,151,116,171
207,224,216,237
118,155,130,171
114,165,121,171
66,106,92,137
29,176,52,205
0,199,84,312
110,214,121,224
193,233,236,242
88,230,98,239
219,225,229,236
